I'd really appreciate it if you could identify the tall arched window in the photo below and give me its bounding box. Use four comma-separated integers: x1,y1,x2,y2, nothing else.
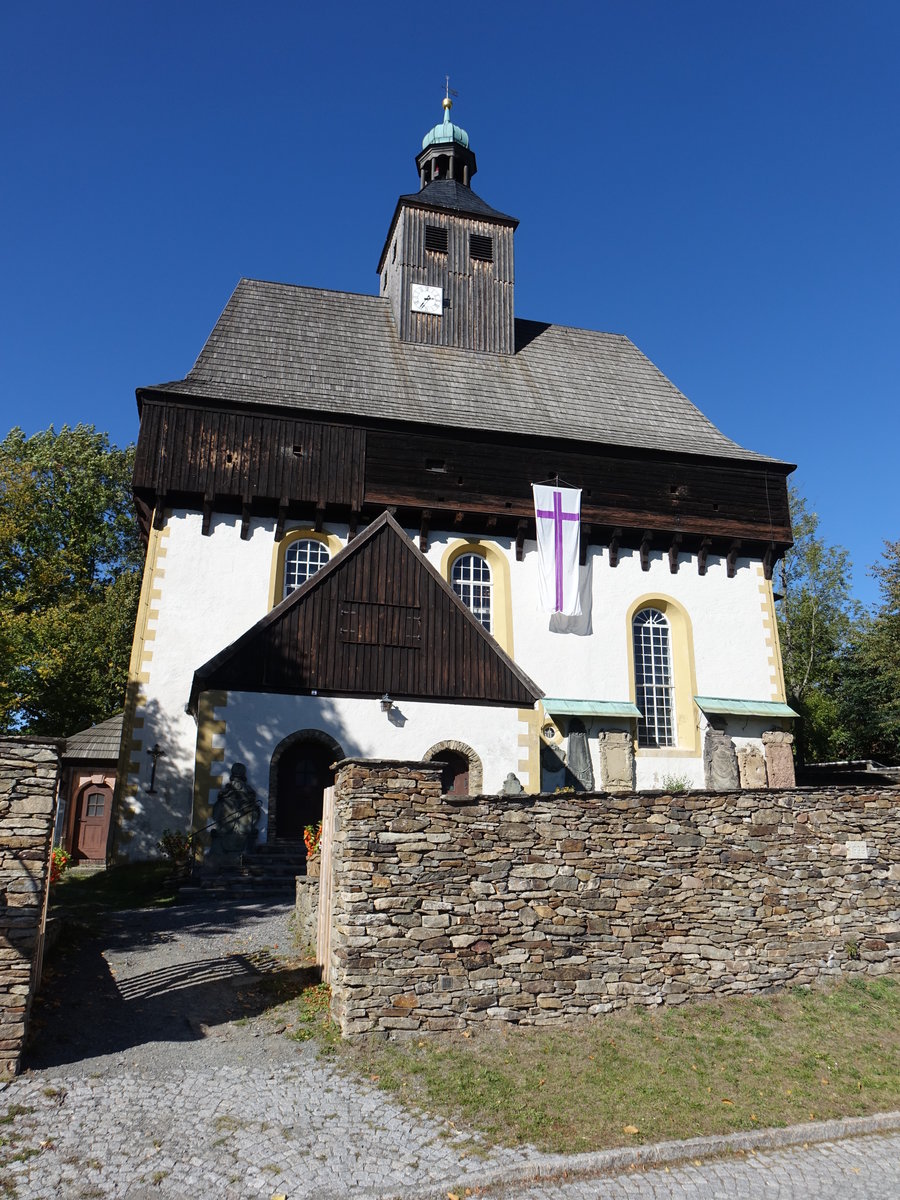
633,608,674,747
283,538,330,598
451,552,492,632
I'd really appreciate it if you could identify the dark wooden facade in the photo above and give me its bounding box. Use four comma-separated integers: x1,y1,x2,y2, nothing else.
189,513,542,709
134,394,793,570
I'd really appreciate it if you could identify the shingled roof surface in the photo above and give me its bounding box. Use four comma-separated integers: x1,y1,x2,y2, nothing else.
397,179,517,223
146,279,778,463
63,713,123,762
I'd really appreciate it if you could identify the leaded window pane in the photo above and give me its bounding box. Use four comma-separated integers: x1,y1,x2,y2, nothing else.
451,553,492,632
633,608,674,747
284,539,330,598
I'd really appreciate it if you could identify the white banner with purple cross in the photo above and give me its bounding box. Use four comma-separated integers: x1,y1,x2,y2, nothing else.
532,484,582,616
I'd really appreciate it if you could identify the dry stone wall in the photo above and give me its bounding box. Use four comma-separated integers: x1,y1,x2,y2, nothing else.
0,737,61,1075
328,760,899,1037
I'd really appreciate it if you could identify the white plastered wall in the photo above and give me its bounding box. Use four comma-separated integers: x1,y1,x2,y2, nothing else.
215,692,525,841
422,531,781,790
120,508,783,856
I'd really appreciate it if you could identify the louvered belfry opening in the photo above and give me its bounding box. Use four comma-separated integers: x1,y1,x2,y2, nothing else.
469,233,493,263
425,224,448,253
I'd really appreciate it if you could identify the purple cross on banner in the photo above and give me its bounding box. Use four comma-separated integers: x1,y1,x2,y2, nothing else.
532,484,582,616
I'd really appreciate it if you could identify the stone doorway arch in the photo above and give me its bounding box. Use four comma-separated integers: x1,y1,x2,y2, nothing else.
423,739,483,796
268,729,345,842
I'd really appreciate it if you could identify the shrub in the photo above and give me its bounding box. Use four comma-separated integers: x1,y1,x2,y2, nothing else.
49,846,71,885
303,822,322,856
156,829,191,866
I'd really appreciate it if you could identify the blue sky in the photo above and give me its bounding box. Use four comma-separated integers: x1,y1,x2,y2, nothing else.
2,1,896,607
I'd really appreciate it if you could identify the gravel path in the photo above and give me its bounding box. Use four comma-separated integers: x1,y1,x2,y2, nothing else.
2,895,898,1199
1,896,540,1198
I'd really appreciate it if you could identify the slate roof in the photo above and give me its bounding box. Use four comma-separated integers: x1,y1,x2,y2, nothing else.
145,279,780,464
63,713,123,762
397,179,517,224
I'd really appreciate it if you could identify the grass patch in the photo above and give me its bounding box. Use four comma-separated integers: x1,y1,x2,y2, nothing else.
340,979,900,1154
51,863,177,917
289,981,340,1047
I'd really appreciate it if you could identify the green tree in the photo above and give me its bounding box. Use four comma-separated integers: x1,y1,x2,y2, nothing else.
834,540,900,763
0,424,143,736
776,485,860,763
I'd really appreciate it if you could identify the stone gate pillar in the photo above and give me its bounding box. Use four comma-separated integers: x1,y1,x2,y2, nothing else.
0,736,62,1076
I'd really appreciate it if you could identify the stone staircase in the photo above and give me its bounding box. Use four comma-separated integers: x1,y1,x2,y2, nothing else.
181,840,309,901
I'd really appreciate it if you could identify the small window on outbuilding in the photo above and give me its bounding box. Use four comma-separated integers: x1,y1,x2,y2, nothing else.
425,224,448,253
469,233,493,263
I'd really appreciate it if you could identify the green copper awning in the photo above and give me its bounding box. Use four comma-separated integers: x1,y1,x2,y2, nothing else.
694,696,799,719
543,698,642,719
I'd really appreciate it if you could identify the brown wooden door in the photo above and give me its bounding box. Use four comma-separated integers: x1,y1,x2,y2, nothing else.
433,750,469,796
73,784,112,861
275,742,334,841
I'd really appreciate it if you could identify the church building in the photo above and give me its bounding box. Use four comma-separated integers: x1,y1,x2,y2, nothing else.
113,99,796,861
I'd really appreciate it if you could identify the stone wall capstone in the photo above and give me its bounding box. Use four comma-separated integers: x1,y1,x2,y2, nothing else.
327,760,899,1037
0,737,61,1076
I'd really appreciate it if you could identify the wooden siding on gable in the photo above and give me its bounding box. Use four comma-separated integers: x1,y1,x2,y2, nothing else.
191,515,541,709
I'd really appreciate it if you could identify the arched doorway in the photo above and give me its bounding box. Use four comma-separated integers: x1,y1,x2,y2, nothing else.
268,730,344,842
424,740,483,796
432,749,470,796
71,782,112,862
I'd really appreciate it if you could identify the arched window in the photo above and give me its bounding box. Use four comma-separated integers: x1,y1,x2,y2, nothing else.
633,608,674,747
283,538,330,598
451,552,492,632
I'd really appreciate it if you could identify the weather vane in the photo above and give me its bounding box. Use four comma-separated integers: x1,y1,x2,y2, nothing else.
444,75,459,110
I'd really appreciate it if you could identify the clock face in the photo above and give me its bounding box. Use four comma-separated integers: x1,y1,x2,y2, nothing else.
410,283,443,315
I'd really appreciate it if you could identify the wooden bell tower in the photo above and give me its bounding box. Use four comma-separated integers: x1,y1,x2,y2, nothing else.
378,96,519,355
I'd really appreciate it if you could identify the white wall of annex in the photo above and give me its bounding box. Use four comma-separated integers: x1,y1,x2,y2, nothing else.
217,691,525,840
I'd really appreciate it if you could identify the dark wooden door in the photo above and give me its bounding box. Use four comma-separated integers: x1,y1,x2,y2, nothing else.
73,784,112,861
275,742,335,841
433,750,469,796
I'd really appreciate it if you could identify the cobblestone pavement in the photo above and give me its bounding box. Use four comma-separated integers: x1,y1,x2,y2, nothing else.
478,1132,900,1199
1,896,898,1199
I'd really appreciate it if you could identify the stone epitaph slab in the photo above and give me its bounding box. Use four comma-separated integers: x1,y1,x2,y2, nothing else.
566,718,594,792
762,730,796,788
598,731,635,792
738,744,768,789
703,728,740,791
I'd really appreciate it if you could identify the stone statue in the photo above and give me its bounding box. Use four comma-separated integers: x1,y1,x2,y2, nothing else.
566,718,594,791
210,762,261,857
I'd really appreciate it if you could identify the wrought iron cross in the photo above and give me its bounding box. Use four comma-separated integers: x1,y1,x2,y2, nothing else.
147,743,166,794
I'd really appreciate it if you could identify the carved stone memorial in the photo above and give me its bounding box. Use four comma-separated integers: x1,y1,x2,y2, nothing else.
566,718,595,792
598,730,634,793
737,743,768,789
703,727,740,791
210,762,261,859
762,730,796,788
